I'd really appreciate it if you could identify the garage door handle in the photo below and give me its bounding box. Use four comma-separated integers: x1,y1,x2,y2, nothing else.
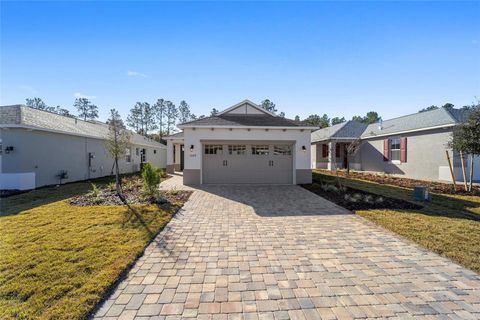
269,160,274,166
223,160,228,166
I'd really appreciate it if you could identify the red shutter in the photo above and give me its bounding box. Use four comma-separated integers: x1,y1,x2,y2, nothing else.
383,139,390,161
400,137,407,163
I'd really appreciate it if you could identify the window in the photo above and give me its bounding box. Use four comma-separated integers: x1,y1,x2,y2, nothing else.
154,149,157,154
273,145,292,155
390,138,400,161
205,145,223,155
141,148,146,162
135,148,139,156
125,148,131,162
252,145,269,155
228,145,246,155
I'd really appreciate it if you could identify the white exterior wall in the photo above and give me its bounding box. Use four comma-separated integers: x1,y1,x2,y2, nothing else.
183,127,311,171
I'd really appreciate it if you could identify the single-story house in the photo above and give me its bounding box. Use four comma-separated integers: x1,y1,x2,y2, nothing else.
0,105,167,190
165,100,317,185
311,107,480,182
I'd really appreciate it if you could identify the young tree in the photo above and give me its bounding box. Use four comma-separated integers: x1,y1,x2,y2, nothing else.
106,109,131,195
449,105,480,191
154,98,167,139
165,101,178,135
74,98,98,121
178,100,192,123
304,114,330,128
331,117,346,125
210,108,219,116
260,99,277,113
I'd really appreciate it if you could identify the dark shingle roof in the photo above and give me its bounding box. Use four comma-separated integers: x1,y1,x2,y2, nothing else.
312,121,367,142
179,114,303,127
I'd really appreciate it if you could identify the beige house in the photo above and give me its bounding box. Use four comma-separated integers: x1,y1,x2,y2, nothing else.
0,105,167,190
165,100,317,185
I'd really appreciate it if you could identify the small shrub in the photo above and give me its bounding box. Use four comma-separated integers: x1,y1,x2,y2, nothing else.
363,195,374,203
375,197,384,204
142,163,162,196
167,187,179,196
90,183,100,198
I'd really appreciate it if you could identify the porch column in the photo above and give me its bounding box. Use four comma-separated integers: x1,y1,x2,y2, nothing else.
327,141,336,170
174,143,181,171
166,140,175,174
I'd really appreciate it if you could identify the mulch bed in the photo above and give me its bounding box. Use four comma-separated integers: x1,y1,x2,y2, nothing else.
318,170,480,195
302,183,423,211
69,176,191,206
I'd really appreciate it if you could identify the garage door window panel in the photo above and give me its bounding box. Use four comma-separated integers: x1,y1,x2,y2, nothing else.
228,145,246,155
252,145,269,155
273,145,292,156
205,145,223,155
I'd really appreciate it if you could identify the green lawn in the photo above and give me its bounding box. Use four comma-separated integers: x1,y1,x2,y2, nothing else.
313,170,480,273
0,179,182,319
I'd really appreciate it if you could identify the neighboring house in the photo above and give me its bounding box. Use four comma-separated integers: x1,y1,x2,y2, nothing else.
0,105,167,190
311,107,480,182
165,100,317,185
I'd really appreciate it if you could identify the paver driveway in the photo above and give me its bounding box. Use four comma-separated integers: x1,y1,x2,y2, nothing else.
94,178,480,319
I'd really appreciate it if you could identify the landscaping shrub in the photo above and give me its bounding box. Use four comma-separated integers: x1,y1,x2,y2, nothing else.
141,163,162,196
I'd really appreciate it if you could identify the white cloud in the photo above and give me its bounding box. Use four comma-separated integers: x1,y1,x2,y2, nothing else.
74,92,96,99
127,70,148,78
19,85,38,94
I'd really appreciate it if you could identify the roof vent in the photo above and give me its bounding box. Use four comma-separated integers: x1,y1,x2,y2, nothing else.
378,118,383,130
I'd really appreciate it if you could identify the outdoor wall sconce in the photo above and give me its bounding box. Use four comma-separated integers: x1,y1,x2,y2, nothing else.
190,145,194,152
301,146,307,152
5,146,14,154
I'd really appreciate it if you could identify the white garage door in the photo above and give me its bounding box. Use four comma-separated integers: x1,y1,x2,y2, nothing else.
202,143,293,184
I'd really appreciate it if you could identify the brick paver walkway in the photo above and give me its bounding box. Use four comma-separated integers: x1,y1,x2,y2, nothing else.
94,176,480,319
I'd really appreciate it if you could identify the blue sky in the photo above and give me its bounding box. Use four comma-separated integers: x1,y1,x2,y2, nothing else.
1,1,479,121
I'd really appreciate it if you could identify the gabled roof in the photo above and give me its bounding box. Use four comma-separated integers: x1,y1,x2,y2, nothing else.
311,107,470,142
218,99,275,116
0,105,166,149
311,121,367,142
360,107,465,138
178,99,317,129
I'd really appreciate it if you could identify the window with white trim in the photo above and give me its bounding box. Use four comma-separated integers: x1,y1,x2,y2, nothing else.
228,145,246,155
204,145,223,155
141,148,146,162
251,145,269,155
390,138,400,161
273,145,292,155
125,148,131,162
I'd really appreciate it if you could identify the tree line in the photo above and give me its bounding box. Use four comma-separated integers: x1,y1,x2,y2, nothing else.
25,97,99,121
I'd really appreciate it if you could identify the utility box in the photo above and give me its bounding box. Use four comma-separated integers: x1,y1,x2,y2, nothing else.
414,186,431,201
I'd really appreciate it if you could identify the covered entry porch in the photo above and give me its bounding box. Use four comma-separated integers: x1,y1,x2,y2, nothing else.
312,139,362,171
164,132,184,174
